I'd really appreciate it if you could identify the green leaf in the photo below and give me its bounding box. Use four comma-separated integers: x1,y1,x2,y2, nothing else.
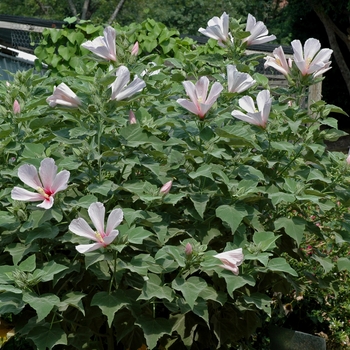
32,261,68,282
172,276,207,309
77,194,98,208
222,274,256,295
244,293,272,316
253,232,280,252
189,164,214,180
18,254,36,272
267,258,298,276
137,273,174,302
91,291,130,327
135,315,174,350
23,292,60,321
0,292,25,314
216,204,247,233
189,193,209,218
87,180,113,196
313,255,334,273
127,226,153,244
58,292,86,315
274,217,306,246
27,323,67,350
337,257,350,272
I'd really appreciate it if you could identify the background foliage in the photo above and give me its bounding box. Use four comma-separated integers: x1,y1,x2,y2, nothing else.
0,8,350,350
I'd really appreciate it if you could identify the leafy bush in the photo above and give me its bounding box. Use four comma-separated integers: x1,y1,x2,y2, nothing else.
0,12,349,350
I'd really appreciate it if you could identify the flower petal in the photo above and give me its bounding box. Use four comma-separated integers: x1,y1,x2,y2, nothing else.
106,208,123,235
238,96,256,113
88,202,105,235
37,197,54,209
103,230,119,245
110,66,130,100
51,170,70,193
11,187,44,202
76,243,103,254
69,218,97,240
39,158,57,191
17,164,42,190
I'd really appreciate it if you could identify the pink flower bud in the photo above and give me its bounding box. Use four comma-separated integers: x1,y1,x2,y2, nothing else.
129,110,137,124
131,41,139,56
13,100,21,114
160,180,172,195
185,243,192,255
347,149,350,165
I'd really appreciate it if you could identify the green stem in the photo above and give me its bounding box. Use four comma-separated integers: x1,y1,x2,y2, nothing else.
109,250,117,294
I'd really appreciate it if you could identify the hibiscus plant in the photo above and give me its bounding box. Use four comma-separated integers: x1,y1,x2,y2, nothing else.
0,11,349,350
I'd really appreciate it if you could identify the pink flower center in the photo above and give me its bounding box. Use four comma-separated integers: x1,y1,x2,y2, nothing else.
37,187,53,200
95,232,107,246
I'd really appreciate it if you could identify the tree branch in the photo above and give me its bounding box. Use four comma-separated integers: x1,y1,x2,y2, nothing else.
81,0,90,20
67,0,78,17
108,0,127,24
308,0,350,95
35,0,49,15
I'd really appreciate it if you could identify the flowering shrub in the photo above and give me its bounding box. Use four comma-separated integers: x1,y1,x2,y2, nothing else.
0,12,349,350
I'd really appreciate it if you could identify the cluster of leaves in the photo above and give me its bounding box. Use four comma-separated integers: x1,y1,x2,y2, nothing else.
0,14,350,350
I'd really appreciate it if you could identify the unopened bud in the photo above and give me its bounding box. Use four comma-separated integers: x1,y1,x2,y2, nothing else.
129,110,137,124
13,100,21,114
185,243,192,255
131,41,139,56
160,180,172,195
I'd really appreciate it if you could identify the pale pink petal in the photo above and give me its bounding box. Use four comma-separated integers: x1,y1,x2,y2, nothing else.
103,26,117,61
232,110,262,126
11,187,45,202
76,243,103,254
182,81,198,104
17,164,42,190
88,202,105,235
106,208,123,235
195,76,209,102
291,40,304,62
256,90,271,112
303,38,321,61
239,96,256,113
103,230,119,245
176,99,200,115
39,158,57,191
37,197,54,209
114,77,146,101
205,82,223,105
245,14,256,32
51,170,70,193
110,66,130,100
69,217,97,240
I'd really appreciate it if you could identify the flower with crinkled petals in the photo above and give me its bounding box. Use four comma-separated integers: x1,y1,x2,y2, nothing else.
264,46,292,77
46,83,81,108
214,248,244,275
110,65,146,101
177,76,223,119
227,65,256,93
291,38,333,77
243,14,276,46
11,158,70,209
231,90,272,128
69,202,123,254
81,26,117,61
198,12,232,47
